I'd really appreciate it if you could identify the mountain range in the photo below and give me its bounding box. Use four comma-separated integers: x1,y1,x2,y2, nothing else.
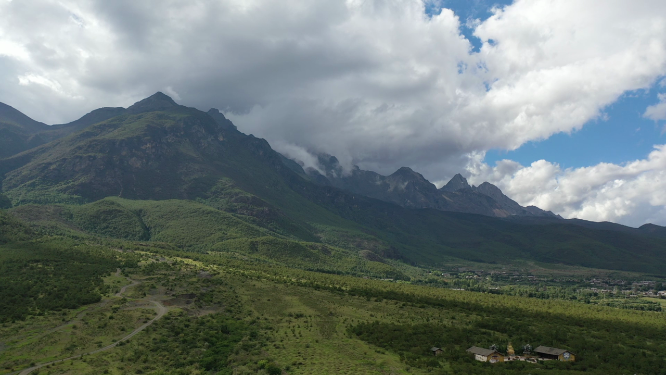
289,153,560,219
2,92,666,274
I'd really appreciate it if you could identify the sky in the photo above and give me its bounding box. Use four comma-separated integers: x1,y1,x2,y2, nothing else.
1,0,666,226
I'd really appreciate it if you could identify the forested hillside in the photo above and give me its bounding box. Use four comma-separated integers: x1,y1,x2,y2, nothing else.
2,93,666,275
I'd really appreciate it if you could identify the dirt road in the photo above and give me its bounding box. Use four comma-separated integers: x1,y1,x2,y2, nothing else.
115,279,140,297
18,279,167,375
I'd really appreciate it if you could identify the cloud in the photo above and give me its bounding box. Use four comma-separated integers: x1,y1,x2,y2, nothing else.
466,145,666,226
2,0,666,222
644,93,666,122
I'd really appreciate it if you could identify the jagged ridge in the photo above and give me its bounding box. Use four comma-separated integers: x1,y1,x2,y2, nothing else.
293,154,559,219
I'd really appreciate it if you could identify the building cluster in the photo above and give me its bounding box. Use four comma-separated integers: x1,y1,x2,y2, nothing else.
430,343,575,364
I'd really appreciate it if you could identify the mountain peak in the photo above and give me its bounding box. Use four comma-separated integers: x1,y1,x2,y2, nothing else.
475,181,502,195
389,167,429,181
147,91,174,101
318,154,340,168
126,92,179,114
394,166,415,174
314,153,343,178
207,108,238,131
0,102,48,133
638,223,666,238
387,167,437,194
441,173,471,192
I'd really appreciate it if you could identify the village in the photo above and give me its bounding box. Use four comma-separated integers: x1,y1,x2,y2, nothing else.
430,343,575,364
419,267,666,311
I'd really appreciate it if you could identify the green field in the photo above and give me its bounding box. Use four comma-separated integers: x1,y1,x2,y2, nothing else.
1,236,665,374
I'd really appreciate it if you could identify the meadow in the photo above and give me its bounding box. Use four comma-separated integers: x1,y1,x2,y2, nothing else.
1,241,665,375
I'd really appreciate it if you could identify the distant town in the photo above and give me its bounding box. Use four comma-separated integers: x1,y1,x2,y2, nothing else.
414,266,665,312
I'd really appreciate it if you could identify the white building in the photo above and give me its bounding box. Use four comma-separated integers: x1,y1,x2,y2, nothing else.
466,346,504,363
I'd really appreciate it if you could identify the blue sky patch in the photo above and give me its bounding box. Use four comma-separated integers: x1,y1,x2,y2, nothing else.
425,0,513,52
425,0,666,169
484,87,666,169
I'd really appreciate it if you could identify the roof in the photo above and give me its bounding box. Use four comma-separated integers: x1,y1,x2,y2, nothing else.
467,346,500,356
534,346,571,356
430,347,441,352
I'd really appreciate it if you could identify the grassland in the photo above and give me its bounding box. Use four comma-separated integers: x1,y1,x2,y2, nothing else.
2,242,664,375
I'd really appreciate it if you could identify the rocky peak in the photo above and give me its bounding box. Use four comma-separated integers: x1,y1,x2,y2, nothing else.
474,182,503,199
283,151,559,219
126,92,179,114
387,167,437,192
318,154,340,169
316,153,343,178
440,173,471,192
390,167,426,181
207,108,238,131
474,182,560,218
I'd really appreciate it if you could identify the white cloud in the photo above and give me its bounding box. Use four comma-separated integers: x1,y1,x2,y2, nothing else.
467,145,666,226
644,93,666,122
0,39,29,61
0,1,663,166
2,0,666,223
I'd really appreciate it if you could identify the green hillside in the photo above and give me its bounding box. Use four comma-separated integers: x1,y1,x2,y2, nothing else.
1,94,666,275
0,102,51,159
0,209,33,243
8,199,409,280
0,208,139,322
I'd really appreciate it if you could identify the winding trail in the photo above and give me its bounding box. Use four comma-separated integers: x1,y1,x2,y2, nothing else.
18,275,168,375
115,279,140,297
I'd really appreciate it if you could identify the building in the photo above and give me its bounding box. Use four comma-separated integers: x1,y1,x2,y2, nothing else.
534,346,575,362
430,347,443,356
466,346,504,363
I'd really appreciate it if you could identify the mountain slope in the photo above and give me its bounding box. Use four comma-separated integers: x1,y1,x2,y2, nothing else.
0,102,50,159
0,102,49,133
1,97,229,203
471,180,560,218
284,178,666,273
0,101,128,159
7,198,409,280
2,93,666,274
0,93,361,243
38,107,127,143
